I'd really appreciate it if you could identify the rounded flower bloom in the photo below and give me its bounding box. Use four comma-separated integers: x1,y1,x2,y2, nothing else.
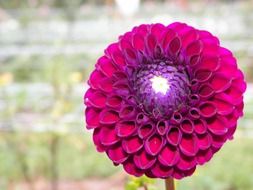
84,22,246,179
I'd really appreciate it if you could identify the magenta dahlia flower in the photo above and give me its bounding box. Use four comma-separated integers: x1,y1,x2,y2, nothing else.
84,22,246,179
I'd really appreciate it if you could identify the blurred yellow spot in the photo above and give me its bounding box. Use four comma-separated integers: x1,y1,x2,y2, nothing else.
70,72,83,83
0,72,13,86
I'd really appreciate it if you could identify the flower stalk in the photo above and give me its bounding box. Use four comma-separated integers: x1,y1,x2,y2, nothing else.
165,178,175,190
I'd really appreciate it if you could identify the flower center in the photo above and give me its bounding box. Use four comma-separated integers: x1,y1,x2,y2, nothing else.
131,60,190,119
150,76,170,94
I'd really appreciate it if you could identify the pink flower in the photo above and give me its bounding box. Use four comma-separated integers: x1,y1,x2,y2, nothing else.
84,22,246,179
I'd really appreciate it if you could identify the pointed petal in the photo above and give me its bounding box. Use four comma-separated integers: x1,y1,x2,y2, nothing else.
122,136,143,154
116,120,136,137
97,56,117,77
151,163,173,178
100,126,119,146
177,155,197,170
199,101,217,118
186,40,203,57
106,95,123,109
145,134,164,156
197,133,212,150
158,146,180,166
133,150,156,170
207,117,228,135
107,144,129,164
85,107,100,129
180,119,194,134
196,149,213,165
88,70,105,89
99,109,119,125
194,119,207,134
138,122,155,139
93,128,107,152
167,127,182,146
156,120,169,136
123,159,143,177
179,134,198,157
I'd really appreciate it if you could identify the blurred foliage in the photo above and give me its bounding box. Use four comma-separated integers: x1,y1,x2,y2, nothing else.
0,55,93,83
0,132,120,189
0,132,252,190
125,176,156,190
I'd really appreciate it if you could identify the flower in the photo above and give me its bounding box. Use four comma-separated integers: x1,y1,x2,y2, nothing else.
84,22,246,179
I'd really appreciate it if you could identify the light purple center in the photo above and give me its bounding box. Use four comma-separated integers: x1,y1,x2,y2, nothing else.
130,58,190,119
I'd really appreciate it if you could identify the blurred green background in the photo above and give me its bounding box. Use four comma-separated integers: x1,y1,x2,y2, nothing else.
0,0,253,190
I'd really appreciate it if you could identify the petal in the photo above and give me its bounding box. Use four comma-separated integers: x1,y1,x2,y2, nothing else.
119,105,136,119
85,107,100,129
180,119,194,134
106,95,123,109
123,159,143,177
122,136,143,154
167,127,182,146
93,128,107,152
145,34,157,54
179,134,198,157
156,120,169,136
116,120,136,137
132,33,145,51
207,117,228,135
202,43,219,55
196,149,213,165
212,134,227,148
219,47,233,56
227,125,237,140
212,97,234,115
97,56,117,77
189,108,200,119
151,23,166,42
107,144,129,164
168,36,181,55
133,24,149,36
145,134,164,156
177,155,197,171
162,28,176,50
197,133,212,150
170,112,182,124
199,102,217,118
209,73,232,92
186,40,203,57
199,30,219,45
133,150,156,170
111,52,126,68
158,146,180,166
199,56,219,71
194,69,212,82
85,90,106,108
99,109,119,125
98,77,114,93
189,55,201,67
136,113,150,124
113,80,130,96
151,163,173,178
194,119,207,134
88,70,105,89
189,94,200,106
181,29,199,48
100,126,119,146
138,122,155,139
199,84,214,99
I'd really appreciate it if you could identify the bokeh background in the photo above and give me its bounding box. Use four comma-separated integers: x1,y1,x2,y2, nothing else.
0,0,253,190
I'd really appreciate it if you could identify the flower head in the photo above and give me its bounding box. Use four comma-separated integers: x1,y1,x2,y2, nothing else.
84,22,246,179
